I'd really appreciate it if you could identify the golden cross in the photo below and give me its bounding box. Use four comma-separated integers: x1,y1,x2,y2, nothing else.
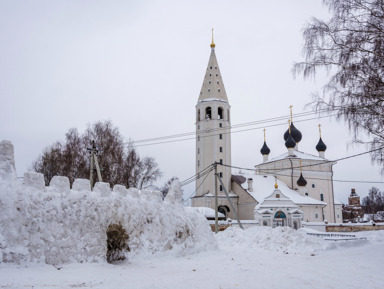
289,105,293,122
288,119,291,134
318,123,322,137
211,28,214,44
263,128,266,141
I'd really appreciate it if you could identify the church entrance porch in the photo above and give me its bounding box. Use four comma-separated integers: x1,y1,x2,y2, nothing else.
273,211,286,227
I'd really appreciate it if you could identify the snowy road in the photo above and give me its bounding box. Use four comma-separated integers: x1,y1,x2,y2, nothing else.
1,227,383,289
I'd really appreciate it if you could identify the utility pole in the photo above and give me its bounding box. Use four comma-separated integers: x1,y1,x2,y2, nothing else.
87,140,103,190
216,167,244,230
214,162,218,234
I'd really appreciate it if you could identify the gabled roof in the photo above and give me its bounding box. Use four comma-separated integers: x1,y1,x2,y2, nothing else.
198,45,228,103
257,189,299,209
237,174,327,206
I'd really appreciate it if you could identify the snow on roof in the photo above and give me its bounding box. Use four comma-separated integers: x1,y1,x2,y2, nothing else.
256,209,274,214
262,150,328,164
188,207,225,218
238,174,327,206
199,97,228,103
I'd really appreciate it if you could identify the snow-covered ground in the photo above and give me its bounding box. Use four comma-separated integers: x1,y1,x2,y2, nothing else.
1,141,384,288
1,227,383,289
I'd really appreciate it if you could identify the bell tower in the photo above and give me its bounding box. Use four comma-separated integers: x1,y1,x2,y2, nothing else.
192,34,232,208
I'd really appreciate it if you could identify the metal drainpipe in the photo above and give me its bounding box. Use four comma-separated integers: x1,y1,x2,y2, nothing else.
289,158,294,189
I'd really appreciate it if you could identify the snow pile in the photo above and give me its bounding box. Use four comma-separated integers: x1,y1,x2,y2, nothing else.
187,207,225,219
0,141,216,264
216,226,369,255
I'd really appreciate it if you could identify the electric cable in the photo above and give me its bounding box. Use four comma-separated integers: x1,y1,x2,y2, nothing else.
131,109,331,145
131,114,335,148
182,167,214,204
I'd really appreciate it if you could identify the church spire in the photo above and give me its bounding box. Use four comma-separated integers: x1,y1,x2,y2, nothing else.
198,33,228,103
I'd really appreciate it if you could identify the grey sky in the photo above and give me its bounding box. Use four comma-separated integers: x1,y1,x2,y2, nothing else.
1,0,383,203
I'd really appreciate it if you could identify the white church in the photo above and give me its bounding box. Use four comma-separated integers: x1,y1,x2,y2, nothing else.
191,38,343,227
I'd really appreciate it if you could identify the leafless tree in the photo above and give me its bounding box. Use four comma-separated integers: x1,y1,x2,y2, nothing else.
293,0,384,168
32,121,162,189
362,187,384,214
32,142,63,186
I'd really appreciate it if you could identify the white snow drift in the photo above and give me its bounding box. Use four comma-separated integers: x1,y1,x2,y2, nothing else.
0,140,216,264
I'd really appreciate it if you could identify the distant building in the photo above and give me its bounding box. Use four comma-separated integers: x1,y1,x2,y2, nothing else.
192,39,343,227
343,188,363,222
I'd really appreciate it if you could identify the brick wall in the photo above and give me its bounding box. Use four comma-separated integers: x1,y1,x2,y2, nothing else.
326,224,384,232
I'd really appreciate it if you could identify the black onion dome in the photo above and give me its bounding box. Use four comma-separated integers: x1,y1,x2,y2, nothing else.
260,141,270,155
316,137,327,152
284,123,302,143
285,133,296,149
297,173,307,187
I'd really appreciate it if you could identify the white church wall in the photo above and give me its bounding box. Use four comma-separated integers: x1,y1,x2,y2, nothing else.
256,158,340,223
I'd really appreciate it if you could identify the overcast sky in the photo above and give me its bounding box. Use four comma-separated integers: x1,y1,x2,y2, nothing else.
1,0,383,203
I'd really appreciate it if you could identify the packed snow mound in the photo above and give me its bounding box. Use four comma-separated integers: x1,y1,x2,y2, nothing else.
0,141,216,264
216,226,370,255
187,207,225,219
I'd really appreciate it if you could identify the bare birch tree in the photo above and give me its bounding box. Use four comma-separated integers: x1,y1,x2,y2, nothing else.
293,0,384,167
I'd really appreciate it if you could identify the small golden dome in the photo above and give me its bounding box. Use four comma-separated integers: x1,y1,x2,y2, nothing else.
210,42,216,48
274,178,278,189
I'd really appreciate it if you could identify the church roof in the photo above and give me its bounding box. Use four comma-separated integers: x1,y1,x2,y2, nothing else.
316,137,327,152
296,173,308,187
284,122,302,143
198,44,228,103
237,174,326,206
262,150,328,163
260,141,271,155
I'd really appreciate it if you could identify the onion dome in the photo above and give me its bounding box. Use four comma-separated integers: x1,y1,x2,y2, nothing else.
260,141,270,155
284,123,302,143
285,133,296,149
297,173,307,187
316,137,327,152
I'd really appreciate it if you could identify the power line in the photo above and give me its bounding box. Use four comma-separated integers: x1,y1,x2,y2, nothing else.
131,114,335,148
180,164,213,187
182,166,214,204
132,110,329,145
217,147,384,184
220,146,384,172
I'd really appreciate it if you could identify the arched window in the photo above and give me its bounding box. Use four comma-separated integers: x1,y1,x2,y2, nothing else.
274,211,286,219
320,193,324,201
205,107,212,120
218,107,223,119
197,109,200,122
218,205,230,219
263,221,268,226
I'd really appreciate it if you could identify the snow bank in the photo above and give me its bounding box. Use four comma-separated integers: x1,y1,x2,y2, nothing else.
216,226,373,255
187,207,225,219
0,141,216,265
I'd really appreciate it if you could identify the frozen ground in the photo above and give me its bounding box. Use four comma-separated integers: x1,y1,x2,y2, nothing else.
1,227,383,289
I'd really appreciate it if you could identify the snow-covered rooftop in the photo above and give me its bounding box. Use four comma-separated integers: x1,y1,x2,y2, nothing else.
261,150,329,164
187,207,225,219
238,174,327,206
